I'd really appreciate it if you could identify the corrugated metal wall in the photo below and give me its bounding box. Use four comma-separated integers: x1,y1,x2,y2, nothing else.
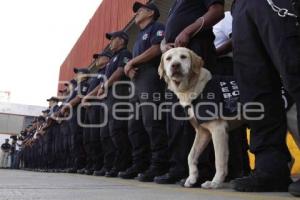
58,0,148,90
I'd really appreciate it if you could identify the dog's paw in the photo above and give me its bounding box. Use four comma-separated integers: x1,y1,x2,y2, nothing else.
184,176,197,188
201,181,222,189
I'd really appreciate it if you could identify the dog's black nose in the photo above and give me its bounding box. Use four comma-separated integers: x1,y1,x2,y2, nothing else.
171,62,181,69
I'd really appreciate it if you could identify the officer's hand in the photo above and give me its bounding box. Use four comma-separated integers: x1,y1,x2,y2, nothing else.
81,96,91,107
97,88,104,97
124,61,134,76
175,31,190,47
60,106,67,115
53,112,59,117
161,42,174,53
128,68,138,79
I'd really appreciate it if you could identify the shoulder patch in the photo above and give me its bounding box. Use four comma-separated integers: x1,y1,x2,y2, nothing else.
123,57,130,64
82,86,88,93
157,30,164,37
142,33,149,40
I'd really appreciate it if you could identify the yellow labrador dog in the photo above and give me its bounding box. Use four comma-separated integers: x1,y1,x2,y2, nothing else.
158,47,299,189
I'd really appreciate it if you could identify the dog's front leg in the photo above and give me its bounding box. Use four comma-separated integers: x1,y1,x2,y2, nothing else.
185,127,211,188
202,121,229,189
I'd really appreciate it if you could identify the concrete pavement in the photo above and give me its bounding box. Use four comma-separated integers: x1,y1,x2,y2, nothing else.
0,169,298,200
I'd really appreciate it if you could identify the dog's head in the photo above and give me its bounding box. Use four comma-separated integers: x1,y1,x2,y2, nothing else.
158,47,204,92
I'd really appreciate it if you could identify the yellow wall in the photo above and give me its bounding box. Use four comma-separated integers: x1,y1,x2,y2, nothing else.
247,131,300,175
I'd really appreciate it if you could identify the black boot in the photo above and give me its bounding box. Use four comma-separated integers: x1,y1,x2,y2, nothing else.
154,172,185,184
231,170,292,192
93,167,109,176
136,166,167,182
105,168,119,178
77,168,86,174
289,179,300,197
118,165,147,179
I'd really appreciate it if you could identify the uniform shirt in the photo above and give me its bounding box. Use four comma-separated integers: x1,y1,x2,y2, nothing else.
48,104,60,116
213,11,233,58
133,21,165,66
1,143,11,152
87,67,106,94
105,48,132,80
64,79,89,103
65,82,78,103
165,0,224,43
10,143,16,154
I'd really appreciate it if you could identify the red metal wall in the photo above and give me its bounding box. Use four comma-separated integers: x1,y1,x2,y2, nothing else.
58,0,148,90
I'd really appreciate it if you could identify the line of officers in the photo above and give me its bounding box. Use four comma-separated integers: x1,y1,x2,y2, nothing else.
18,0,300,195
20,1,248,185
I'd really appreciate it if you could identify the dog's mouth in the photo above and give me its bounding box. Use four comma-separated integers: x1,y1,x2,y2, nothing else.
171,71,183,78
170,79,180,86
171,72,183,86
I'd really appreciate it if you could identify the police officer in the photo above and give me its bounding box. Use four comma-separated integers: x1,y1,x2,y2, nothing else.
120,2,168,182
212,11,250,179
159,0,225,185
59,80,77,171
60,68,90,173
96,31,132,177
79,50,112,175
231,0,300,193
1,139,11,168
82,55,117,176
45,97,61,171
10,136,18,169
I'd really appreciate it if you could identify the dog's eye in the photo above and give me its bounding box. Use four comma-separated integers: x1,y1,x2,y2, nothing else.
166,56,172,61
180,55,187,59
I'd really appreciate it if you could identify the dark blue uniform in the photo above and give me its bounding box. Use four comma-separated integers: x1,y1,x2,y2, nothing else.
100,48,132,175
47,104,61,169
67,79,89,171
82,68,107,173
128,21,168,174
232,0,300,182
164,0,224,181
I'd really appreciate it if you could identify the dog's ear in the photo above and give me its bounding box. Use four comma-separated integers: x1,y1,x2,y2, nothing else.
158,53,165,79
188,49,204,74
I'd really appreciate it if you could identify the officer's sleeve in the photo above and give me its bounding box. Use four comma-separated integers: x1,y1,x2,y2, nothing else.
222,12,233,39
203,0,224,9
116,51,132,68
150,23,165,45
67,88,78,102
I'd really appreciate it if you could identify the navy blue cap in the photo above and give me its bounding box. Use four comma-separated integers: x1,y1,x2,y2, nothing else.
71,79,77,85
37,116,45,122
133,2,160,20
46,97,59,102
10,135,17,140
106,31,129,44
65,79,78,86
73,67,90,74
93,50,113,59
42,109,50,113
